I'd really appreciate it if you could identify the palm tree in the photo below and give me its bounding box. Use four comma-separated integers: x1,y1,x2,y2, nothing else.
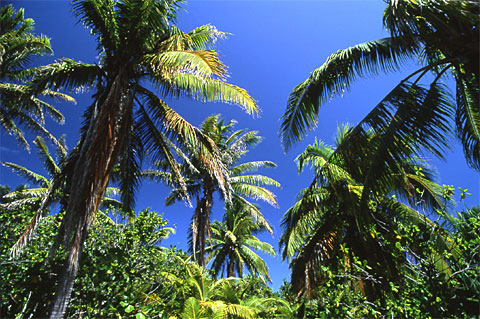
280,124,452,301
26,1,258,316
173,257,284,319
0,5,73,151
206,202,276,283
2,136,121,257
280,0,479,171
148,255,260,319
155,114,280,267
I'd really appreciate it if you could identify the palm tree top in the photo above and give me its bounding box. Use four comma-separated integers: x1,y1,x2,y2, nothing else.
279,0,479,171
207,203,277,284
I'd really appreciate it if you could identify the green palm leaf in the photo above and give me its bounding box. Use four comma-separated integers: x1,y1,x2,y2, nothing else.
154,72,258,116
1,161,50,187
144,50,227,80
455,72,480,170
33,58,101,92
231,183,278,207
71,0,119,53
230,161,276,176
280,37,419,150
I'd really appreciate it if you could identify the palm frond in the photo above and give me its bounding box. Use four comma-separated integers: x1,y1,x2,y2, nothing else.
0,82,67,124
136,101,191,205
295,138,334,173
0,196,44,211
280,37,419,150
455,71,480,171
333,82,452,209
186,24,226,50
402,173,445,210
1,161,50,187
10,173,64,257
116,129,143,212
0,108,29,149
231,183,278,207
230,161,276,176
138,91,234,208
239,245,272,283
136,85,198,146
153,72,258,116
279,187,330,260
116,0,182,54
72,0,119,53
32,58,101,93
223,302,258,319
230,174,281,188
243,238,276,256
233,195,273,234
156,24,225,52
34,136,62,176
145,50,227,80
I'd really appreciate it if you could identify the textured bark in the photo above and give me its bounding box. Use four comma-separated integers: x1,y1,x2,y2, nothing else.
227,257,235,278
48,73,132,318
192,179,214,268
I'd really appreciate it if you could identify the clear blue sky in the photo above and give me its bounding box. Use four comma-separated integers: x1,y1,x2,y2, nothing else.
1,0,478,291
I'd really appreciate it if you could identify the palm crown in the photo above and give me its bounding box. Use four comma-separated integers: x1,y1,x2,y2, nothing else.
280,0,479,171
280,124,453,299
206,202,277,284
154,114,280,266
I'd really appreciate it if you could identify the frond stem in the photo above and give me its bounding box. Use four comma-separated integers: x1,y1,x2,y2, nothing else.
402,58,453,85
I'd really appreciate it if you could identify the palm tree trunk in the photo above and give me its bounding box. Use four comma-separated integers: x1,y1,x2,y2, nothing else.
48,221,88,318
48,74,132,318
227,257,235,277
192,180,214,268
199,188,213,267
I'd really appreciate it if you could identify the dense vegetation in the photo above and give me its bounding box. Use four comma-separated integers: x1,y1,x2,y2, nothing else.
1,1,479,318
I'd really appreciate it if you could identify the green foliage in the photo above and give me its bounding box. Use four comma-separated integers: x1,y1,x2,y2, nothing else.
1,136,122,258
0,5,73,151
280,124,448,300
0,200,62,316
279,203,480,318
0,191,293,318
0,198,180,318
279,124,480,317
67,209,175,318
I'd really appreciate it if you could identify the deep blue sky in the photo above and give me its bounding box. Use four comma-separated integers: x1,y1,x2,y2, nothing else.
1,0,478,290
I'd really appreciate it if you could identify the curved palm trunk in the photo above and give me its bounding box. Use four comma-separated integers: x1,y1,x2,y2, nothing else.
48,73,132,318
192,179,214,268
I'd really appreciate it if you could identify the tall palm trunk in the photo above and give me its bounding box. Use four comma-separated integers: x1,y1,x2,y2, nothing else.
192,179,214,268
227,255,235,277
48,73,132,318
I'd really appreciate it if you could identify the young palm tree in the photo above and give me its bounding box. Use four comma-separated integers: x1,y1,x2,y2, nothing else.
0,5,73,151
280,0,479,170
280,124,453,300
206,202,276,283
155,114,279,267
27,1,258,317
173,257,277,319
